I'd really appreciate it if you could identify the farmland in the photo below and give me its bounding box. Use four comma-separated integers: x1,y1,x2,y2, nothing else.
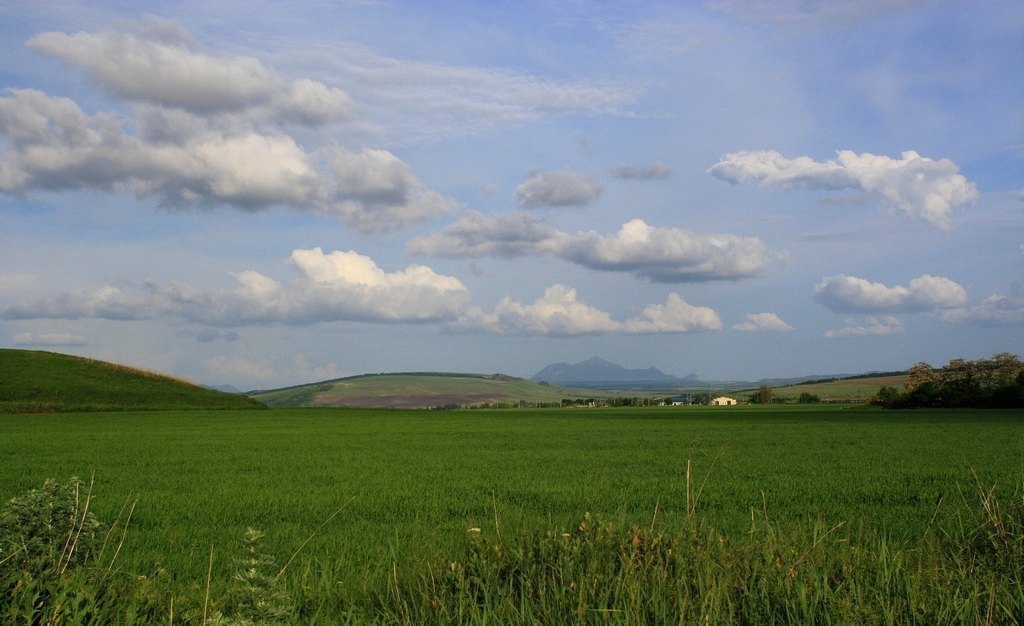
3,405,1024,623
250,372,597,408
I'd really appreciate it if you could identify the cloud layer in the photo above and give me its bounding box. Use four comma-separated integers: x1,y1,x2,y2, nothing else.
708,150,979,229
453,285,721,336
0,18,461,232
408,212,768,282
2,248,470,326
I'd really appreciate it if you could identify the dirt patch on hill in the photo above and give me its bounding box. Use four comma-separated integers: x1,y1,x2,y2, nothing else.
312,393,506,408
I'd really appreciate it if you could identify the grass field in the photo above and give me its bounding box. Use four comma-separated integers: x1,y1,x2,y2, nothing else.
3,405,1024,622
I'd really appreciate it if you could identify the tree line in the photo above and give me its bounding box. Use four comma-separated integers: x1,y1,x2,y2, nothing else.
871,353,1024,409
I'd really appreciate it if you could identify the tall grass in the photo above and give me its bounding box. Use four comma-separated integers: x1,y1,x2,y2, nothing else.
6,472,1024,624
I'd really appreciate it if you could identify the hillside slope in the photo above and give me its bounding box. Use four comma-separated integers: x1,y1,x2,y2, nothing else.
0,349,266,412
251,373,594,408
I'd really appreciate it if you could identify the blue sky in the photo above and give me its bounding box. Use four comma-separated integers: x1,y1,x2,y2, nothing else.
1,1,1021,389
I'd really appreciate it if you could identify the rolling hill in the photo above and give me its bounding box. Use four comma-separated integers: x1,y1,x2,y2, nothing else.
249,372,596,408
0,349,266,413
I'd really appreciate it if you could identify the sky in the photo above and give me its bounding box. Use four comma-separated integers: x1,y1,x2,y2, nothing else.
0,0,1022,390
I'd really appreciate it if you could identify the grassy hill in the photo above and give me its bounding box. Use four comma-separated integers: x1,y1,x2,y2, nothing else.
765,374,909,402
250,372,596,408
0,349,266,413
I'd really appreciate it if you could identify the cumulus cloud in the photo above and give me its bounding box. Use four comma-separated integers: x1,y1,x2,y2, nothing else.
733,312,794,332
2,248,470,326
516,169,604,208
26,16,351,123
708,150,978,229
814,274,968,314
824,316,905,339
559,219,766,282
609,162,672,180
11,332,87,346
0,89,451,230
205,355,276,382
326,147,457,230
941,294,1024,326
408,213,768,283
452,285,720,336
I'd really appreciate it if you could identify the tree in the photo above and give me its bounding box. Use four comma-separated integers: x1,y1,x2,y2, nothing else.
797,392,821,404
755,385,773,405
869,386,901,408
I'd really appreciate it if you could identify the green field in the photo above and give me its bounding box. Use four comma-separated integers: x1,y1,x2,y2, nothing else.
3,405,1024,623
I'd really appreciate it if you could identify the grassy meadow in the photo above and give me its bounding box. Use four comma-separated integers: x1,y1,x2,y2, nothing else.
0,349,265,413
3,405,1024,623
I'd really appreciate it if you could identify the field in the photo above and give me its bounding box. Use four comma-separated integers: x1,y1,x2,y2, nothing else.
769,375,911,402
3,405,1024,623
250,373,598,408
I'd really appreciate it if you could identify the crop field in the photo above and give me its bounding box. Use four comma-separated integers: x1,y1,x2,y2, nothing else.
769,375,911,402
3,405,1024,623
251,373,597,408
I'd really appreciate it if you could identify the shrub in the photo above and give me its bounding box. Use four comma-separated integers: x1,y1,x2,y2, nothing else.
0,477,102,572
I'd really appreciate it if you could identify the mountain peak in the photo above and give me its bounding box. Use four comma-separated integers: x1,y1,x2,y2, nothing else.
532,357,693,386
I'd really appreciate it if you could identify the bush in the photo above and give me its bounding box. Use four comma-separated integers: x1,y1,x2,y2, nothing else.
0,477,102,572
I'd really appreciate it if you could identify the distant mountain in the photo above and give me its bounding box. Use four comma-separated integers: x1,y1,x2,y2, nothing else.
532,357,697,389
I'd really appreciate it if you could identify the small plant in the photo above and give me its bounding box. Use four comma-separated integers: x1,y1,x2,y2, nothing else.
0,476,101,572
217,528,292,626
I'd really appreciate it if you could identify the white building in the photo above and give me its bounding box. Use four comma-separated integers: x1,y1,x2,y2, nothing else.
710,396,737,406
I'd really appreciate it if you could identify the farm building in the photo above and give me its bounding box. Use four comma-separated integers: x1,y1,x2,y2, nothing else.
710,396,737,406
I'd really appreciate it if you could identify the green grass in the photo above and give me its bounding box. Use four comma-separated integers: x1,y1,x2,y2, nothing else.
250,372,597,408
2,405,1024,623
747,374,910,402
0,349,266,412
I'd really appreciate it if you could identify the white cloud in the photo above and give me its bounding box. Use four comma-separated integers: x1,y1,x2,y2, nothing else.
0,89,451,231
452,285,720,336
406,211,562,258
609,162,672,180
516,169,604,208
291,354,341,382
11,332,86,346
408,213,768,283
622,293,723,333
559,219,767,282
814,274,968,313
941,294,1024,326
27,17,351,123
708,150,979,229
824,316,905,339
2,248,470,326
205,355,276,383
325,147,458,231
733,312,794,332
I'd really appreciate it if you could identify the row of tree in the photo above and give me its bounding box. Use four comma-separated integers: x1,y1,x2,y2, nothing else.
872,353,1024,409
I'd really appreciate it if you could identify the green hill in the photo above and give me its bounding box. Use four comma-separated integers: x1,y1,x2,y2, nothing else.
250,372,596,408
0,349,266,413
761,374,910,402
